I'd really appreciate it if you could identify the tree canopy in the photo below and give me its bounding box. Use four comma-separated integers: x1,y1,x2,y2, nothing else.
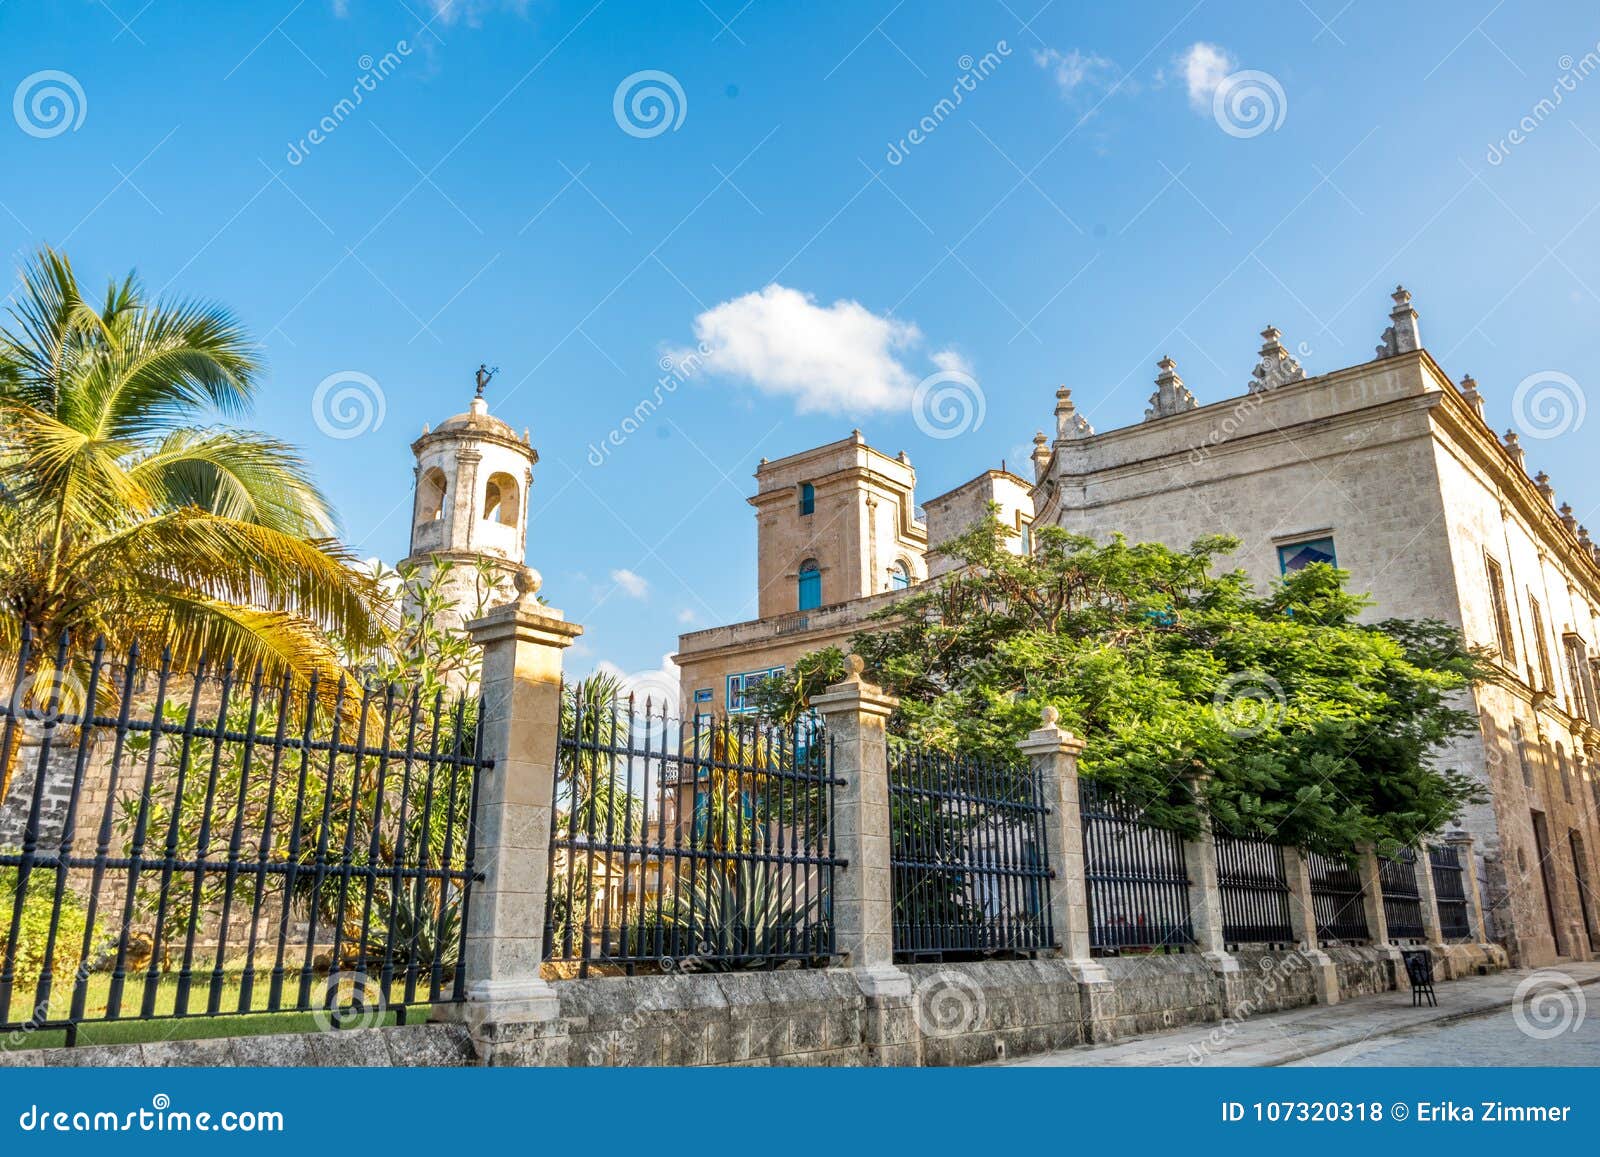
752,517,1490,856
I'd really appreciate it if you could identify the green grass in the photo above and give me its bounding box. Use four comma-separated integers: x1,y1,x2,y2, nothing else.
6,971,434,1053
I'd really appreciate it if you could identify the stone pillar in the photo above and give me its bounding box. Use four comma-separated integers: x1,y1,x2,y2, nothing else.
1282,849,1339,1004
1176,773,1242,1012
810,657,913,1063
453,567,581,1063
1446,830,1490,947
1016,708,1114,1042
1414,845,1450,978
1356,845,1408,991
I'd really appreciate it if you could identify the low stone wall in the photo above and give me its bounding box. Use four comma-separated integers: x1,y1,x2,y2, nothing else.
14,943,1503,1068
1325,944,1397,999
1,1023,475,1068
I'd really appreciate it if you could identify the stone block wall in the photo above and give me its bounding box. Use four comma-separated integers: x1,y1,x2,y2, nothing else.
15,941,1502,1069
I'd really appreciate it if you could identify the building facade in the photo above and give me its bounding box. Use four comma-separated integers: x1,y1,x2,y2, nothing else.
674,432,1031,719
676,288,1600,969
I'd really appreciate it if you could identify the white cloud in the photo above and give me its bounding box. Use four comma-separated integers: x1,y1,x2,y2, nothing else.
673,284,924,415
1179,42,1236,112
930,348,974,377
676,608,697,625
1032,48,1120,99
610,568,649,599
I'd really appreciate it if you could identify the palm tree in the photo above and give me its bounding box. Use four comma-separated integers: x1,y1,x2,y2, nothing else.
0,247,380,785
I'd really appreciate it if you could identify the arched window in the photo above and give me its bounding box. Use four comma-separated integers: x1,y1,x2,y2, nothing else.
417,467,447,522
483,471,520,526
890,560,912,590
799,482,815,516
797,559,821,611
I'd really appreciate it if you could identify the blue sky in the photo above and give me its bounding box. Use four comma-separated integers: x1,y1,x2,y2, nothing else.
3,0,1598,685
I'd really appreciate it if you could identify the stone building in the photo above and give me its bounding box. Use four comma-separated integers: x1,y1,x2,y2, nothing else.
675,288,1600,969
673,432,1031,718
400,385,537,636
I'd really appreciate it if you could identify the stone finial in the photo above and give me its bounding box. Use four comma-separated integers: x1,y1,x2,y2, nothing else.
1040,705,1060,726
422,422,431,435
514,566,543,604
1247,325,1307,394
1376,285,1422,358
1534,471,1555,505
843,653,866,679
1144,356,1198,421
1030,430,1051,480
1053,386,1094,440
1502,429,1525,469
1559,502,1578,534
1579,526,1594,551
897,450,910,464
1458,374,1486,421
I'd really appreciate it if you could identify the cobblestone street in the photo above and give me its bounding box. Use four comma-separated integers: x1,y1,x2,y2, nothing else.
1003,964,1600,1067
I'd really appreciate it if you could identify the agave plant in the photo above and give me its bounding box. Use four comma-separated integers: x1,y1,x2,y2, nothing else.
662,861,825,971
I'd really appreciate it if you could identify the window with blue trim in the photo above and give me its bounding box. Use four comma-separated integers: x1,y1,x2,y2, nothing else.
799,482,815,516
797,559,821,610
890,560,911,590
726,666,786,714
1277,536,1336,574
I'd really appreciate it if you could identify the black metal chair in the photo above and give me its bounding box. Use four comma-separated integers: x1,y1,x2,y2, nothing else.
1401,948,1436,1007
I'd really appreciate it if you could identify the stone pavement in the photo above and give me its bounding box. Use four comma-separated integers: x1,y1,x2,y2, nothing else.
1000,962,1600,1067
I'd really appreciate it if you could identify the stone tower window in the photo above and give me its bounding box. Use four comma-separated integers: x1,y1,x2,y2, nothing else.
483,472,520,526
417,467,447,522
797,559,821,611
1485,554,1516,665
799,482,815,516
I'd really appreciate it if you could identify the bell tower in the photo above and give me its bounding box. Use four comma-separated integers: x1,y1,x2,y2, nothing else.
400,371,537,634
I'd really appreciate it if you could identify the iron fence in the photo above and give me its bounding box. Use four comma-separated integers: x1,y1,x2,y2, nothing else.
1429,845,1472,941
888,743,1054,961
1306,851,1369,943
1080,780,1193,954
544,693,839,974
1378,849,1426,942
1214,833,1294,947
0,631,484,1045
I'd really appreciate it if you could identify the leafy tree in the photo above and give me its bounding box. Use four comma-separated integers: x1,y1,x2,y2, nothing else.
755,517,1489,856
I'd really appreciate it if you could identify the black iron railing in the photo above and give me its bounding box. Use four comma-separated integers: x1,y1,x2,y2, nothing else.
1081,780,1193,954
888,743,1054,961
1215,833,1293,946
545,694,838,974
1429,845,1472,941
1306,851,1369,943
0,631,484,1045
1379,849,1426,942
